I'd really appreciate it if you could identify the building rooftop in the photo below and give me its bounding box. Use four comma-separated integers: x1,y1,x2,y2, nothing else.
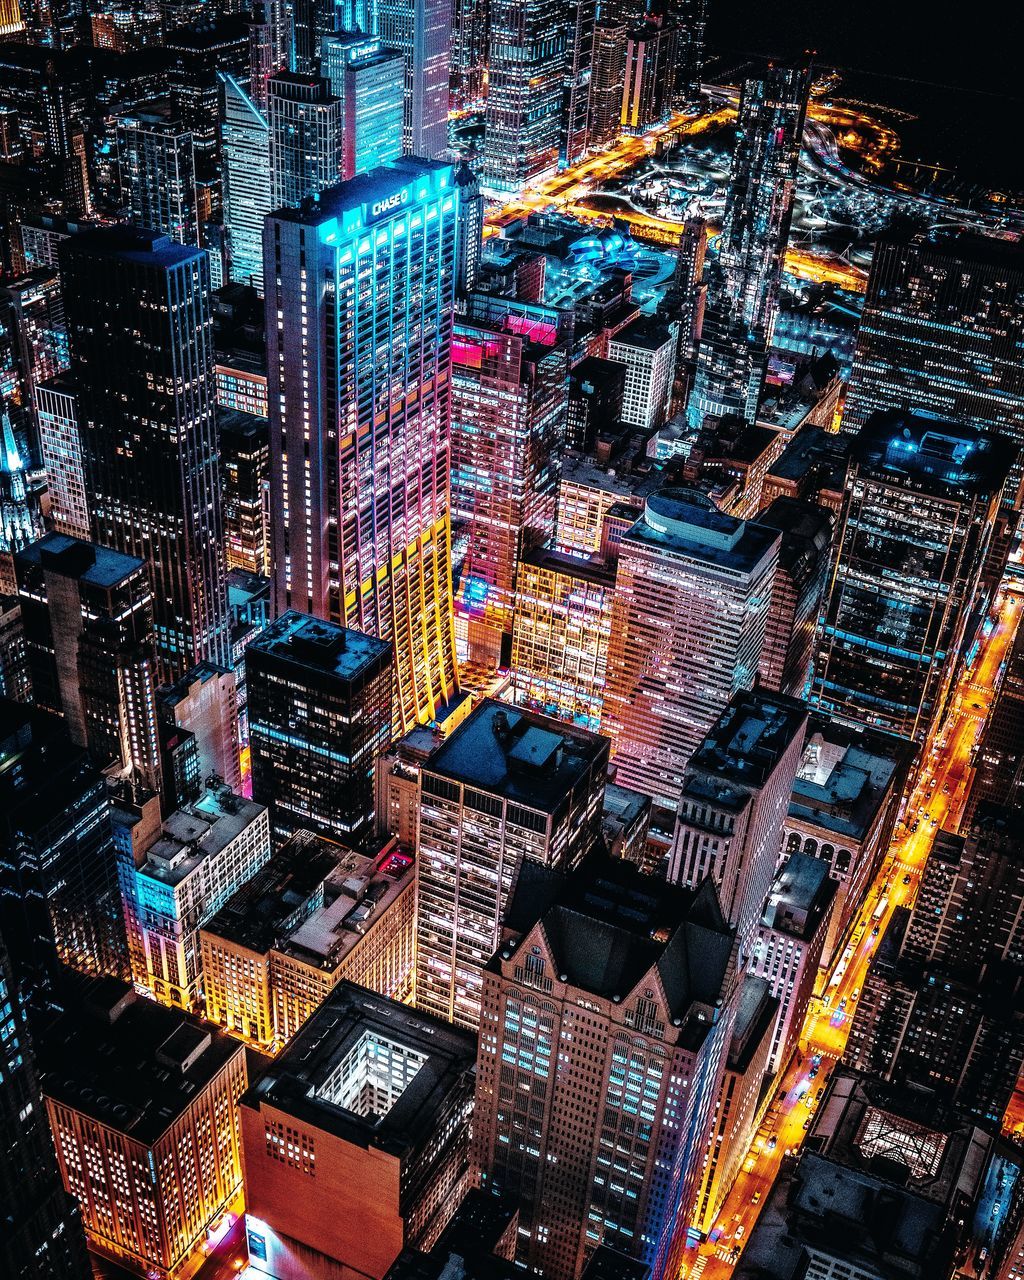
626,488,779,573
608,319,673,353
138,784,266,890
248,610,392,683
271,157,452,227
687,689,808,792
852,409,1015,501
423,699,608,813
520,545,617,586
239,983,476,1158
761,852,837,940
756,496,834,575
38,982,244,1148
729,974,779,1074
16,531,146,590
60,224,204,270
765,424,849,488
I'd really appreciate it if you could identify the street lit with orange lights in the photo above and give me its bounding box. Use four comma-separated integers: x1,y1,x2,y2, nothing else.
684,588,1023,1277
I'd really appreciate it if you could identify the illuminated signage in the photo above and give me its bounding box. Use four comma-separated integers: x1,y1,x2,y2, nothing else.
369,186,410,222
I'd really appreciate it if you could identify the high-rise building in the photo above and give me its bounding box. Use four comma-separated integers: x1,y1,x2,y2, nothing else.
0,931,92,1280
118,782,270,1010
451,318,565,666
589,22,626,147
416,698,608,1029
964,624,1024,824
608,319,676,429
812,410,1013,743
667,689,807,954
116,109,200,247
40,982,248,1280
621,13,678,133
220,72,272,293
602,490,779,811
247,612,394,844
239,982,477,1279
841,233,1024,467
59,227,231,681
0,593,29,702
263,161,460,730
0,269,68,425
220,408,270,575
165,15,251,189
472,853,740,1280
0,701,129,1002
321,32,405,180
689,65,810,426
373,723,440,848
451,0,487,108
561,0,596,164
15,532,163,791
453,159,484,305
374,0,450,158
267,72,342,209
483,0,566,192
33,376,88,540
156,660,242,792
664,0,706,100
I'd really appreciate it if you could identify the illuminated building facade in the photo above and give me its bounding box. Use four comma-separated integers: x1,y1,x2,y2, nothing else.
373,723,440,848
621,13,677,133
0,702,129,1002
511,546,616,731
483,0,566,192
59,227,231,681
156,660,241,793
220,73,271,293
689,65,810,425
668,689,807,956
247,612,394,843
119,784,270,1011
267,73,341,210
220,409,270,575
15,532,163,791
34,376,89,540
416,698,608,1029
554,455,645,558
41,984,248,1280
240,983,476,1279
472,854,740,1280
602,491,779,811
451,0,487,107
589,22,626,147
561,0,596,164
116,110,199,248
374,0,450,158
321,32,404,180
453,159,484,304
608,319,675,429
451,318,565,666
216,360,268,417
811,411,1013,743
0,268,68,418
264,161,460,730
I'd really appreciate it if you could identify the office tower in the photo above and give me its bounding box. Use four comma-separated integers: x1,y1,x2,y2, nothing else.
783,716,914,967
756,496,834,698
561,0,596,164
511,546,616,731
220,409,270,575
841,233,1024,459
761,422,850,514
671,214,707,373
59,227,231,681
214,282,269,415
0,594,29,702
116,110,200,247
0,269,68,424
220,72,272,293
39,982,248,1280
374,723,442,847
248,4,276,110
736,1069,1024,1280
290,0,335,75
668,689,807,955
374,0,450,159
964,624,1024,824
472,854,739,1280
156,661,242,791
240,983,477,1278
118,782,270,1010
0,404,42,591
451,318,565,666
748,852,835,1072
264,161,460,729
453,159,484,304
201,831,416,1048
322,32,405,180
15,532,163,791
483,0,566,192
0,932,92,1280
451,0,487,109
0,702,129,1000
603,491,779,811
812,411,1013,743
33,377,88,540
589,22,627,147
416,699,608,1029
165,16,251,189
247,612,394,843
621,13,678,133
567,356,626,454
554,455,647,558
267,72,342,209
608,319,676,429
664,0,705,100
689,66,810,426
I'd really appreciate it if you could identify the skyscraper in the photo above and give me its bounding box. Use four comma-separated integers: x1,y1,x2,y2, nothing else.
263,160,460,729
247,611,394,843
561,0,596,164
453,159,483,304
116,109,200,247
483,0,566,192
621,12,678,133
689,65,810,426
33,376,89,540
451,0,487,108
416,699,608,1029
602,490,779,811
220,409,270,575
267,72,342,209
812,410,1013,743
321,32,405,180
59,227,230,681
589,22,626,147
220,72,272,292
374,0,450,158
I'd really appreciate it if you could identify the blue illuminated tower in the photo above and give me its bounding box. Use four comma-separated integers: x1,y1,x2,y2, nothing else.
321,32,404,179
220,73,272,293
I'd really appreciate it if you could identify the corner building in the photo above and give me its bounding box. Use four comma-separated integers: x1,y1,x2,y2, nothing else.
264,160,459,731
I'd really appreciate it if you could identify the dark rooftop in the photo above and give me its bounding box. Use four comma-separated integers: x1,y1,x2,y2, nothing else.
16,531,146,590
852,409,1015,501
520,545,617,587
248,610,392,681
688,689,808,792
59,224,205,269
